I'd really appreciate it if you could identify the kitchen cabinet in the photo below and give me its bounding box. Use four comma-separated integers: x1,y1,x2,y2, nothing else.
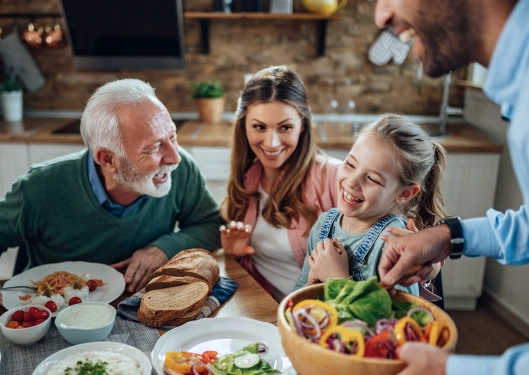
27,143,86,165
184,146,231,203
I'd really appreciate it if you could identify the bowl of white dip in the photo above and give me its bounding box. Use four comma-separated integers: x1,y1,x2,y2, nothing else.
55,302,116,345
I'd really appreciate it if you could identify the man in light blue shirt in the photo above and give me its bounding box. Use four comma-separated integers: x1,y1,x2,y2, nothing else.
373,0,529,374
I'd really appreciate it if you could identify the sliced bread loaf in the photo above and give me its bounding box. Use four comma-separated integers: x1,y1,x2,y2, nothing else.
137,282,209,327
150,251,220,288
145,275,210,293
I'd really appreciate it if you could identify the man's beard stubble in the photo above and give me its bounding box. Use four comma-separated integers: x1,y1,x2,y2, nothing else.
416,1,481,78
113,156,179,198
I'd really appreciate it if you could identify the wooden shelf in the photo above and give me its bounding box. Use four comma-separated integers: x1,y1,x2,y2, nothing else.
454,80,483,90
184,12,344,56
184,12,343,20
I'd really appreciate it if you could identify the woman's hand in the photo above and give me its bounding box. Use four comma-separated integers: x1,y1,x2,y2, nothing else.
220,221,255,258
307,238,349,283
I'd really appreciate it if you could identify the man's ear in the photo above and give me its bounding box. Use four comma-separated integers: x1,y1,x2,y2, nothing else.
94,148,118,173
395,184,421,205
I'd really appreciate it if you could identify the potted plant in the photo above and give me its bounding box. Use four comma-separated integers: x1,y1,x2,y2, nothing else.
0,71,23,122
193,80,225,123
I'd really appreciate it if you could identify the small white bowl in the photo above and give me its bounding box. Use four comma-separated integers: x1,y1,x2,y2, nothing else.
0,305,51,346
55,302,116,345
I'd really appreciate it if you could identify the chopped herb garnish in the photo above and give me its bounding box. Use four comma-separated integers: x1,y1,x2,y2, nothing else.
63,359,109,375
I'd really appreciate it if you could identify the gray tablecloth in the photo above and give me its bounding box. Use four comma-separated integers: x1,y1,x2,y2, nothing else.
0,316,159,375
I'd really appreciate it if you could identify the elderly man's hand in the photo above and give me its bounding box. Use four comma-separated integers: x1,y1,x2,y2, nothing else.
111,246,169,293
396,342,450,375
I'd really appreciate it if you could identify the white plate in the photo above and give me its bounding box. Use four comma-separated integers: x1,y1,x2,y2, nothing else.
151,317,294,375
2,261,125,317
32,341,151,375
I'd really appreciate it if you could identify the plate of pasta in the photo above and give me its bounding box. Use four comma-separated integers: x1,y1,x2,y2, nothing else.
2,261,125,316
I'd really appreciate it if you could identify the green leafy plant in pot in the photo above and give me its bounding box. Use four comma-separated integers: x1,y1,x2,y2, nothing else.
0,71,23,122
193,80,225,123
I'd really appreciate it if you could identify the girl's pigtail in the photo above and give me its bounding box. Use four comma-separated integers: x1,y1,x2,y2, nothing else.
415,141,448,229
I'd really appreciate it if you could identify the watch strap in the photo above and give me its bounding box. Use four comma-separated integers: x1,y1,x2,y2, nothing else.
441,216,464,259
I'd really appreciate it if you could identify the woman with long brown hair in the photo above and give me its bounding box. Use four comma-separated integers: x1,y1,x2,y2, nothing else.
220,66,341,301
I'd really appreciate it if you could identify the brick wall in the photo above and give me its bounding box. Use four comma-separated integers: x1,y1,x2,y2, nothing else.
0,0,465,115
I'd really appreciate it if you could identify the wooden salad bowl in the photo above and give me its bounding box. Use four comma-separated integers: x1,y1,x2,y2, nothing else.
277,284,458,375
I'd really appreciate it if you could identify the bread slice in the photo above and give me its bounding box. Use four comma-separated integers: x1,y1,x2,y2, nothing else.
137,282,209,327
150,251,220,288
140,306,202,328
145,275,210,293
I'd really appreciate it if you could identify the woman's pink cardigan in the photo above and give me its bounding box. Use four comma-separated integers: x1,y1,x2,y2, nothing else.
239,155,342,292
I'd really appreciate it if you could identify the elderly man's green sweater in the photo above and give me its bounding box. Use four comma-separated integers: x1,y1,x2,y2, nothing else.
0,149,224,268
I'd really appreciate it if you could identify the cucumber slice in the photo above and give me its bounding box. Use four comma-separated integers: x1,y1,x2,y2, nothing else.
234,353,260,369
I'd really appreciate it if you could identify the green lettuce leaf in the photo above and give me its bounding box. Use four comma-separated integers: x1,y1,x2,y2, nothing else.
214,344,281,375
324,277,394,326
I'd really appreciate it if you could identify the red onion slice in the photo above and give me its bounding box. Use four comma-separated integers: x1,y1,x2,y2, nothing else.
407,306,434,324
341,319,375,337
257,341,269,356
375,318,396,334
296,309,322,339
192,363,210,375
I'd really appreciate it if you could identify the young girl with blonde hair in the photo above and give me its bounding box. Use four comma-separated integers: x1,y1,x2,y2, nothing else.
295,114,446,297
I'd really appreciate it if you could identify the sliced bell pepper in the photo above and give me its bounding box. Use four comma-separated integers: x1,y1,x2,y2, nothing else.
394,317,424,346
318,326,365,357
164,351,205,373
292,299,338,328
364,330,398,359
423,321,441,346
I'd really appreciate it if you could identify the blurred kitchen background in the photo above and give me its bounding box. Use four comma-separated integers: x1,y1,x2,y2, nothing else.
0,0,527,353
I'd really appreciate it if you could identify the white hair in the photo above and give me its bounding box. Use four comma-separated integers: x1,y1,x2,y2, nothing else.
80,78,164,159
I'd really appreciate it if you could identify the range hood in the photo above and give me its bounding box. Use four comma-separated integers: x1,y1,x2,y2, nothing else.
59,0,186,70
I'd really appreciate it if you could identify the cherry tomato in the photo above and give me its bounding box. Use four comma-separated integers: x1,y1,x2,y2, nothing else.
29,307,40,318
44,301,57,313
11,310,24,323
86,280,97,292
23,312,34,322
22,320,34,328
69,296,82,306
38,309,50,320
34,318,46,325
202,351,218,364
6,320,20,329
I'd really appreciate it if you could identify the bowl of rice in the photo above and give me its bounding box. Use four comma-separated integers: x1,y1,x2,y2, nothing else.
32,342,152,375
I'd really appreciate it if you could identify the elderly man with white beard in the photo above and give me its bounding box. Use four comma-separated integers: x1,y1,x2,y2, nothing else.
0,79,224,293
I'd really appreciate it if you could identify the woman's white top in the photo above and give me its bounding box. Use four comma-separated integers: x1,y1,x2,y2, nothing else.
250,184,300,302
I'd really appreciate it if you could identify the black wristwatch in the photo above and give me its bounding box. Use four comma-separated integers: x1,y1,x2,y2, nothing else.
440,216,465,259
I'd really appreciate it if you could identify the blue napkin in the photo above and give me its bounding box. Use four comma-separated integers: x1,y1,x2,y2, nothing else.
117,276,239,330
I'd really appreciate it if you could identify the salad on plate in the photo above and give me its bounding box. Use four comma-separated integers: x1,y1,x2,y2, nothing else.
164,343,281,375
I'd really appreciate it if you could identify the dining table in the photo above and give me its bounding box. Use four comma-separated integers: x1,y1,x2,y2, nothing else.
0,249,280,330
0,249,282,374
